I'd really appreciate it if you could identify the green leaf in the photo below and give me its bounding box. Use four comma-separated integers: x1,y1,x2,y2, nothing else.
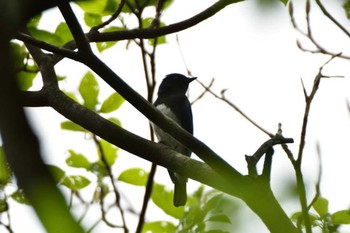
290,211,319,227
142,18,166,46
28,28,63,46
104,0,119,14
27,13,42,28
99,92,124,113
17,71,37,91
61,175,91,190
141,221,176,233
96,26,123,52
61,121,87,132
93,183,109,201
84,13,103,28
344,0,350,19
66,150,92,169
207,214,231,223
118,168,148,186
0,199,8,213
10,189,30,205
55,22,73,43
10,42,27,69
151,183,184,219
79,71,99,110
63,91,80,103
47,165,65,183
76,0,108,14
331,209,350,224
313,196,329,217
108,117,122,126
99,139,118,167
280,0,289,5
0,147,11,186
90,162,109,178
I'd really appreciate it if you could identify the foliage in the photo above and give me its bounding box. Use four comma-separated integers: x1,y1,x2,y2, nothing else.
291,196,350,233
2,0,350,233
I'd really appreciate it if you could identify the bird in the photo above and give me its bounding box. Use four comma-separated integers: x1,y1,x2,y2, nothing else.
153,73,196,207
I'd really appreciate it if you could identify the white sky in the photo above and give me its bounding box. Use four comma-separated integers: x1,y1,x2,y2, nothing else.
8,0,350,232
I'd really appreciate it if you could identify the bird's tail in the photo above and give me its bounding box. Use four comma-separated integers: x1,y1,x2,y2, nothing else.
173,178,187,207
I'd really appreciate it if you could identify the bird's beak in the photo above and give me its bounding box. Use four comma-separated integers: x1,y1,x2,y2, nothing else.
189,77,197,83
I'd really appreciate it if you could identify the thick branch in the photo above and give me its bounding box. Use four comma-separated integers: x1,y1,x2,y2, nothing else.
88,0,244,42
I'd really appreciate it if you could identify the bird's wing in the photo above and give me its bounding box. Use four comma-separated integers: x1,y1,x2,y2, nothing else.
155,95,193,134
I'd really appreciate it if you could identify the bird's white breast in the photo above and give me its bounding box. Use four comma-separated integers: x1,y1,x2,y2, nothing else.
156,104,179,123
152,104,182,146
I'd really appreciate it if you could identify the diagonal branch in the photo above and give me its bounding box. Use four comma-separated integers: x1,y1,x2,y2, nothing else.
59,0,244,191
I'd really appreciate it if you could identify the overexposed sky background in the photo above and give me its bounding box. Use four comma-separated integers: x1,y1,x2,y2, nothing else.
10,0,350,232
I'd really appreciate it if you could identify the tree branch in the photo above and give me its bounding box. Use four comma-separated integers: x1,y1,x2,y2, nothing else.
88,0,244,42
0,2,84,233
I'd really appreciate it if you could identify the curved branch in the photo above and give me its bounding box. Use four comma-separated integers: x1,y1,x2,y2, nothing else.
88,0,244,42
16,0,244,61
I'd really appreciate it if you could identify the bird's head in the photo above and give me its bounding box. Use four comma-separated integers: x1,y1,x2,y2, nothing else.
157,73,196,96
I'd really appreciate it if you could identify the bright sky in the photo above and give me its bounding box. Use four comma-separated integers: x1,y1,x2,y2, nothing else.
10,0,350,232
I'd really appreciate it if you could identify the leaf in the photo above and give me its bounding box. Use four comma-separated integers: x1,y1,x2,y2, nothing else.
99,92,124,113
141,221,176,233
0,199,8,213
313,196,329,217
63,91,80,103
344,0,350,19
104,0,119,14
61,175,91,190
66,150,92,169
0,147,11,186
96,26,122,52
55,22,73,43
141,18,166,46
61,120,87,132
151,183,184,219
290,211,320,227
10,42,27,69
108,117,122,126
10,190,30,205
99,139,118,167
84,13,103,28
280,0,289,5
79,71,99,110
90,162,109,178
207,214,231,223
47,165,66,183
118,168,148,186
28,28,63,46
331,209,350,224
17,71,37,91
76,0,108,14
26,13,42,28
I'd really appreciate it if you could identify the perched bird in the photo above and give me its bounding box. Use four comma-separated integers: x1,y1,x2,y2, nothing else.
153,73,196,207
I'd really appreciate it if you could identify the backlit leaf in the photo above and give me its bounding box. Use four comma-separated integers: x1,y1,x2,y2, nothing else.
151,183,184,219
66,150,92,169
79,71,99,110
118,168,148,186
61,175,91,190
99,92,124,113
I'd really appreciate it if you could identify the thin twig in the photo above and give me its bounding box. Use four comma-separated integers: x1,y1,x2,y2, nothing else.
294,55,339,233
93,135,128,233
315,0,350,38
306,141,323,211
91,0,127,32
288,0,350,60
196,79,274,137
191,78,214,105
135,2,164,231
